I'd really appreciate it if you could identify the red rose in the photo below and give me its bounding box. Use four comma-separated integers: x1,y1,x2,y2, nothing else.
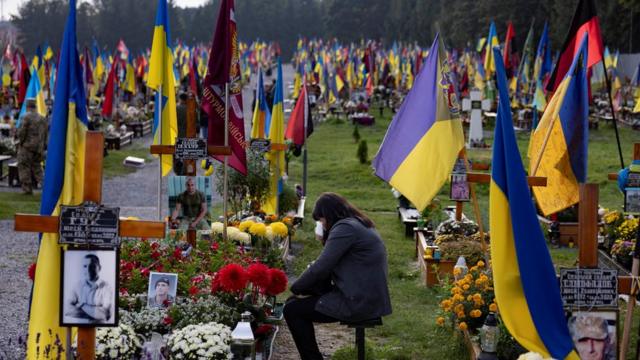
151,250,161,259
217,263,248,293
140,268,150,277
28,263,36,281
247,263,271,290
189,285,199,296
151,242,160,250
163,316,173,325
265,268,288,296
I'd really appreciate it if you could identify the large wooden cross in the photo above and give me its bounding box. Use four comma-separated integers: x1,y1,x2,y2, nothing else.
14,131,166,360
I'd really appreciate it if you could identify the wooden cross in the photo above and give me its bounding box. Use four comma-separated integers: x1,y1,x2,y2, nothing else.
14,132,166,360
150,95,231,245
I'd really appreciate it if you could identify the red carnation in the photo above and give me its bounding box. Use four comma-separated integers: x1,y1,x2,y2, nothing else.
247,263,271,290
189,285,199,296
217,263,248,293
265,268,288,296
28,263,36,281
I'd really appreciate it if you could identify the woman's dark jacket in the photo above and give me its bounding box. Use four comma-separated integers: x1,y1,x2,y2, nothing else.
290,217,392,321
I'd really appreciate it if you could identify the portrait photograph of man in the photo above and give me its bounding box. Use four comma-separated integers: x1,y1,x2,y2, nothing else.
168,176,211,230
147,272,178,309
61,249,117,326
568,311,617,360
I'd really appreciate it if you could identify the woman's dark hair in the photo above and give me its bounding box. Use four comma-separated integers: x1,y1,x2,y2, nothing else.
312,192,374,232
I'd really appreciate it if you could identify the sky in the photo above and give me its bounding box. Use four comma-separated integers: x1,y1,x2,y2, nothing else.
0,0,209,20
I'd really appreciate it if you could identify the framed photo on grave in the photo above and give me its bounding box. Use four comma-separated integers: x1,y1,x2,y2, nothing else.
147,272,178,309
450,174,470,202
566,310,618,360
624,188,640,214
60,248,119,327
168,176,212,231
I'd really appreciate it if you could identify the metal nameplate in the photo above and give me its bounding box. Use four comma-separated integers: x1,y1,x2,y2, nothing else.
59,202,120,247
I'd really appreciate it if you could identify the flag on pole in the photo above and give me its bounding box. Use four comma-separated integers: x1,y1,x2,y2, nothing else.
147,0,178,176
27,0,88,358
503,21,516,76
250,68,271,139
547,0,603,92
484,21,499,79
202,0,247,175
263,59,285,215
529,35,590,216
16,67,46,127
101,58,117,117
490,45,579,360
285,78,314,146
373,34,464,211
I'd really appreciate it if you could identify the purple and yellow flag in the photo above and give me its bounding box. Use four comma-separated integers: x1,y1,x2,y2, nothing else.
28,0,88,358
373,34,464,211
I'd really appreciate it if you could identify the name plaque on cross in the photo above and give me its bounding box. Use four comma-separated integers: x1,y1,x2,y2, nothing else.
59,202,120,247
471,100,481,110
560,268,618,308
174,138,208,160
250,138,272,153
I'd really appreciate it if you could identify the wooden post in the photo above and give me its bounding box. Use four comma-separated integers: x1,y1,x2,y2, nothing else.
577,184,599,268
185,95,197,246
14,132,165,360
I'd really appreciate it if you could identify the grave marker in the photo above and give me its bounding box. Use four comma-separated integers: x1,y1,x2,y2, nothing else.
14,132,165,360
462,90,491,148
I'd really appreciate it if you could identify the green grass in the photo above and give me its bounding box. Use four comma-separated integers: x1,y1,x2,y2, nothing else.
0,192,41,218
0,141,153,219
279,109,640,359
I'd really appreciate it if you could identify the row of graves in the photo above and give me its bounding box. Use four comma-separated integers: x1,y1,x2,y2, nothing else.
395,142,640,359
16,95,298,359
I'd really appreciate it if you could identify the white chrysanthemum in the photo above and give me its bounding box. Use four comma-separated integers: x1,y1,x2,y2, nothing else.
210,222,225,234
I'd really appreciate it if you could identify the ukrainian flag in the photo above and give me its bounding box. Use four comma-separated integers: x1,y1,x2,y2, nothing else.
264,59,285,215
28,1,88,358
16,67,46,127
373,34,464,211
484,21,499,79
147,0,177,176
490,46,579,360
250,68,271,139
528,35,589,216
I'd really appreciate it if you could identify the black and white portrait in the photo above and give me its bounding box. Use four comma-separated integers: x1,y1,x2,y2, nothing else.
61,249,118,326
147,272,178,309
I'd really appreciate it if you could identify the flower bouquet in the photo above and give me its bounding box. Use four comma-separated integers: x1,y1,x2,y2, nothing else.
166,322,232,360
95,323,142,360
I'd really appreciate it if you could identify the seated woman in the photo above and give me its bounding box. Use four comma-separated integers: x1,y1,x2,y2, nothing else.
284,192,392,360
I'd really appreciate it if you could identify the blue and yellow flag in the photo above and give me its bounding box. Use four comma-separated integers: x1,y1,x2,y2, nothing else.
28,1,88,358
250,68,271,139
373,34,464,211
529,34,589,216
264,59,285,215
147,0,178,176
16,67,47,127
484,21,499,79
490,46,579,360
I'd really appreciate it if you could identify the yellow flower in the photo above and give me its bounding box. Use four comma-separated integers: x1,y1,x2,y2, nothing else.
453,267,462,276
458,322,468,331
249,222,267,237
456,311,465,319
270,221,289,237
283,216,293,226
470,310,482,318
436,317,445,326
467,295,473,302
464,274,473,282
454,304,464,313
238,220,255,232
210,222,224,234
489,303,498,312
476,260,485,268
472,293,482,302
451,287,463,295
462,284,470,291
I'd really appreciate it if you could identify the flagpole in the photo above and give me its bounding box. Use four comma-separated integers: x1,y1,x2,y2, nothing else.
222,82,229,241
157,88,163,221
302,81,308,196
600,60,625,169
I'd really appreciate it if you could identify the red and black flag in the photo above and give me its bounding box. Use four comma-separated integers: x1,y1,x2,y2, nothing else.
285,80,313,146
546,0,603,93
502,21,517,77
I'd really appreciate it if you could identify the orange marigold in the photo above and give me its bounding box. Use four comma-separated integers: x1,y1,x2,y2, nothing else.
489,303,498,312
458,322,468,331
436,317,445,326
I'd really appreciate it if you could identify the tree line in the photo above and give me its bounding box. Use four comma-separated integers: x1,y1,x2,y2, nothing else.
10,0,640,58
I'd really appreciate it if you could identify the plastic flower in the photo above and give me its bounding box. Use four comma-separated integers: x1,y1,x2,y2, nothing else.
238,220,255,232
249,222,267,237
270,222,289,237
265,268,288,296
217,264,248,293
247,263,271,289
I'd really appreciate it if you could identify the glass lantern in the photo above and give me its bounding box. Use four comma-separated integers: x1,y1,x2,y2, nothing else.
477,312,499,360
453,256,468,279
231,311,256,360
